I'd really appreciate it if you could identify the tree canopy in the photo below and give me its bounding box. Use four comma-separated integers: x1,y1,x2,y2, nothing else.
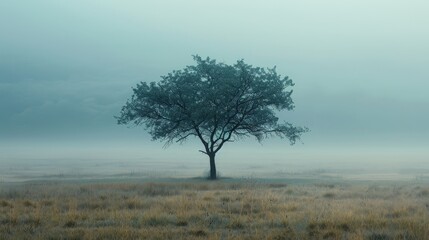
117,56,308,179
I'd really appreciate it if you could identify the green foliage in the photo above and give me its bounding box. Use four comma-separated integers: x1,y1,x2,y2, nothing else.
117,55,308,179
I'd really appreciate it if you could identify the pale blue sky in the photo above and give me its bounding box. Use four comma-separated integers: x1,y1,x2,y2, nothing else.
1,0,428,171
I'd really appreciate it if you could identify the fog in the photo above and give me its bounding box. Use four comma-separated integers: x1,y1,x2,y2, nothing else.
1,0,428,181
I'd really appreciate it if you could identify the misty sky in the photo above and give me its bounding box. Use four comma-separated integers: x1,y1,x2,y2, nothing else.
1,1,428,170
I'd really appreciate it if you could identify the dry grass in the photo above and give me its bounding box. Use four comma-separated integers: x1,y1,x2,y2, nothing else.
0,180,428,239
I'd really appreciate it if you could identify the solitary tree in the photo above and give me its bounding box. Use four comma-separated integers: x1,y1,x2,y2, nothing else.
117,56,307,180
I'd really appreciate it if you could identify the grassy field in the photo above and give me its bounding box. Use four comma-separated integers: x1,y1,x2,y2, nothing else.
1,178,429,240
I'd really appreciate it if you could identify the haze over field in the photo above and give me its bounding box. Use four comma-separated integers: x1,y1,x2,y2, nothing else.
1,0,428,178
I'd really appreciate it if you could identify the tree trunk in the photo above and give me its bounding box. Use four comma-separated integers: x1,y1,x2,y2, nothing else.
209,153,216,180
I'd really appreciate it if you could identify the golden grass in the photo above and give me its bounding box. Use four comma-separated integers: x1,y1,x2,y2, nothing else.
0,180,428,239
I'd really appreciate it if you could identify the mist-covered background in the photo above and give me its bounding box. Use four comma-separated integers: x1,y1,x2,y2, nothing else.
1,0,428,178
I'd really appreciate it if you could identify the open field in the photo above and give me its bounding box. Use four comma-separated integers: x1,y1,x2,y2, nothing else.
1,178,429,240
